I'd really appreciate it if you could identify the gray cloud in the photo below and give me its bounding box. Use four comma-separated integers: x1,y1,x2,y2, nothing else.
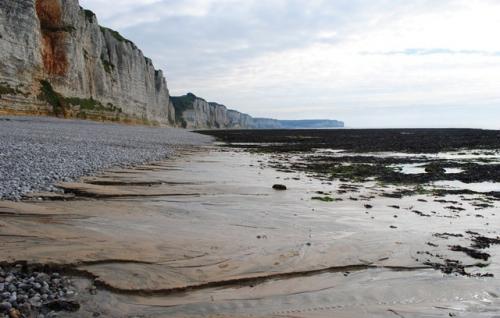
87,0,448,77
80,0,500,128
361,48,500,56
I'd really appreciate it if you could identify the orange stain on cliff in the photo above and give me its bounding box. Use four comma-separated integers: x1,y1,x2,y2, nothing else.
35,0,68,76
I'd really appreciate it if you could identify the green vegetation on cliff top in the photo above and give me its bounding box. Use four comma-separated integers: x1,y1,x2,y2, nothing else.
83,9,96,23
171,93,197,128
100,27,135,46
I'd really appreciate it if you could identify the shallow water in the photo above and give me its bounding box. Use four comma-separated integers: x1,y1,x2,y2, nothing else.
431,180,500,193
391,163,427,174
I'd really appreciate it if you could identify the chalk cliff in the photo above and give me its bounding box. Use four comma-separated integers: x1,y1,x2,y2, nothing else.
171,93,254,129
0,0,175,125
172,93,344,129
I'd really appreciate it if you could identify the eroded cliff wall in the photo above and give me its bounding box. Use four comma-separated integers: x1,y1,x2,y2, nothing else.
171,93,263,129
172,93,344,129
0,0,175,125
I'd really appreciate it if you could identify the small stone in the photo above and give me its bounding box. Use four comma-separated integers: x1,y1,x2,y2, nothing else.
29,297,41,308
44,300,80,312
36,273,50,282
8,308,21,318
17,303,31,314
272,184,287,191
16,284,28,292
0,284,4,292
0,302,12,311
16,295,27,303
46,311,58,318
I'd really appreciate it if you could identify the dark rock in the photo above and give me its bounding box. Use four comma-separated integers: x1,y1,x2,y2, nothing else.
449,245,490,261
0,302,12,312
44,300,80,312
272,184,287,191
425,163,446,175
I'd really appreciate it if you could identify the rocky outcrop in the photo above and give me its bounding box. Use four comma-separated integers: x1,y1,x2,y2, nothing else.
172,93,344,129
0,0,175,125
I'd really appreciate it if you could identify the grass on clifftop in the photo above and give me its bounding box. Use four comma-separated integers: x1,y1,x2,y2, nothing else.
83,9,96,23
171,93,197,128
100,27,135,46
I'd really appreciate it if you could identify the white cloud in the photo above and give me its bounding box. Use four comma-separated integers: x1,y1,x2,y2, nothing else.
79,0,500,128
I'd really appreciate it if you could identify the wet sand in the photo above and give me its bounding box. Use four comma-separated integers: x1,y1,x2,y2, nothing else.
1,141,500,317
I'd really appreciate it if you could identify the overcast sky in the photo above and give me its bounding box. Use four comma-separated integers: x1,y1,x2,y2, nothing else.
80,0,500,128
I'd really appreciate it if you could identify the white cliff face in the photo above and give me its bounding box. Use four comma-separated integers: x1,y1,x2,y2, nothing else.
0,0,175,125
0,0,47,113
172,94,344,129
173,94,250,129
172,94,282,129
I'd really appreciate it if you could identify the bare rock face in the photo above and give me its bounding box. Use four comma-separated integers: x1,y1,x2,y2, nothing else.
171,93,345,129
0,0,175,125
171,93,253,129
171,93,282,129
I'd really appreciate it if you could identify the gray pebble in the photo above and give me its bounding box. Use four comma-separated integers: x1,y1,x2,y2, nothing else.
0,116,211,200
0,302,12,311
36,274,49,282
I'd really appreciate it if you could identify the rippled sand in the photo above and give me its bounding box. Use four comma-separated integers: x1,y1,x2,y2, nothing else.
0,146,499,317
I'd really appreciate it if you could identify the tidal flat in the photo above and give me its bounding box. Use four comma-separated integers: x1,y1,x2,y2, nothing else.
1,129,500,317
